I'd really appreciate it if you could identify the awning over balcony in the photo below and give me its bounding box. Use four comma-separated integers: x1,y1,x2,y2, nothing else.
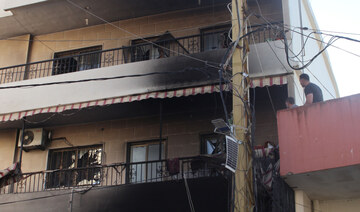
0,74,288,123
0,84,224,123
250,75,288,88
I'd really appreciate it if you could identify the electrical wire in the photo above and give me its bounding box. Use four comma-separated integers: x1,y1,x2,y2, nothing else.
248,21,277,118
2,20,233,43
248,12,338,98
300,27,360,37
254,12,360,59
65,0,221,70
0,68,211,90
248,2,360,61
12,16,55,53
285,41,336,99
183,173,196,212
265,40,304,103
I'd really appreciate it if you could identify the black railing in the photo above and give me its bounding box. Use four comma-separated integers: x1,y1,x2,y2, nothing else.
0,156,225,194
0,23,282,84
248,22,284,44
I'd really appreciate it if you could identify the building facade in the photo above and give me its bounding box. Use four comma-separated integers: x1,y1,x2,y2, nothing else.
0,0,340,211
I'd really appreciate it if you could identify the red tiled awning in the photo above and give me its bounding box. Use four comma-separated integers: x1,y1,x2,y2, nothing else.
250,75,288,88
0,75,288,123
0,84,224,123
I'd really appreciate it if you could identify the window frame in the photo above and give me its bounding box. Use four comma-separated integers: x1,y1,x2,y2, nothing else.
52,45,102,75
126,139,167,183
200,133,225,155
126,139,167,164
46,144,103,188
200,24,231,52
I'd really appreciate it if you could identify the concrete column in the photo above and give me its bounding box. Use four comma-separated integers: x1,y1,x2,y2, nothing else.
295,190,312,212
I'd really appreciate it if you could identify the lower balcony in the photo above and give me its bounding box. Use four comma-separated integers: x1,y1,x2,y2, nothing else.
0,156,230,212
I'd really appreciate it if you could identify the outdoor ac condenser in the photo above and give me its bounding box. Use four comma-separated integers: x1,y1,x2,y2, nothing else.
18,128,49,151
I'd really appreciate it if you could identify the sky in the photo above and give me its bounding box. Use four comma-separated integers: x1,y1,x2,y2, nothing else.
309,0,360,97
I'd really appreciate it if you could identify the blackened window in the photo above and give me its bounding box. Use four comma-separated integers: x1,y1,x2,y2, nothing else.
200,134,225,155
201,26,231,51
130,32,187,62
52,46,102,75
46,145,102,188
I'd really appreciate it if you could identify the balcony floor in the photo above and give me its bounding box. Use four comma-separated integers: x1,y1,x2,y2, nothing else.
0,176,229,212
284,164,360,200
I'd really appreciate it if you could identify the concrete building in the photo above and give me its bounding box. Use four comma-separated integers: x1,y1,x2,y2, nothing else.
0,0,342,211
278,94,360,212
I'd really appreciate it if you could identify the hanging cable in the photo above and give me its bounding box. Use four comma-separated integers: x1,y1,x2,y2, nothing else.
183,173,196,212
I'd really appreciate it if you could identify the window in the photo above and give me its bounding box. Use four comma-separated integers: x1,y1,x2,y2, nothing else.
127,140,165,183
130,32,185,62
200,134,225,155
201,25,231,51
52,46,102,75
46,145,102,188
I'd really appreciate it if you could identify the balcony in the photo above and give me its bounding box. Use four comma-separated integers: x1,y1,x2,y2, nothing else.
0,156,226,194
277,94,360,200
0,156,229,211
0,24,284,84
0,24,292,117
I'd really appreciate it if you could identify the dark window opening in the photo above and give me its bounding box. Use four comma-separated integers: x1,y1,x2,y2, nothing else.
52,46,102,75
250,85,288,146
130,32,189,62
200,134,226,155
46,145,102,188
201,25,231,51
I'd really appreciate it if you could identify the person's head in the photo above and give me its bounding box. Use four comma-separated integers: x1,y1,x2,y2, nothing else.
285,97,295,108
299,73,310,87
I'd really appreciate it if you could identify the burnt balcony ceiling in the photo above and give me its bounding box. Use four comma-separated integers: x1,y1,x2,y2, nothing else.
0,0,230,39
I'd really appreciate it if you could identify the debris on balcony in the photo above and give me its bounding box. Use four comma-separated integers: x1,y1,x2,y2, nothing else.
0,163,22,189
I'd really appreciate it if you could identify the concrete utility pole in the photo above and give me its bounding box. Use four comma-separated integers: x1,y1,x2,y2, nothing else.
232,0,254,211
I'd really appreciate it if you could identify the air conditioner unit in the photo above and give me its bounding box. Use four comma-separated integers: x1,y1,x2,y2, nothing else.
18,128,49,151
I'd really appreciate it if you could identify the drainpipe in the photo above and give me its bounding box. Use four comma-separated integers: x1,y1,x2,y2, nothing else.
18,118,26,169
9,129,21,193
23,34,33,80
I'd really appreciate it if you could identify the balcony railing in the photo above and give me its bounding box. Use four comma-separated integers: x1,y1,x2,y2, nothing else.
247,22,284,44
0,23,282,84
0,156,226,194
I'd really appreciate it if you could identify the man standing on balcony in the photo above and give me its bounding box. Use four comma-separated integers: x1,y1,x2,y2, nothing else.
299,73,323,105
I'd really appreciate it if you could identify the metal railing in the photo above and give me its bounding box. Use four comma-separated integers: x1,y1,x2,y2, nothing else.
248,22,284,44
0,24,281,84
0,156,225,194
0,30,227,84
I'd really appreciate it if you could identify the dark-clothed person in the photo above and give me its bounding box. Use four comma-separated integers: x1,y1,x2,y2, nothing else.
299,73,323,105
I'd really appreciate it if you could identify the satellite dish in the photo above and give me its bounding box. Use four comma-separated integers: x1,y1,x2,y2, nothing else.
23,130,35,145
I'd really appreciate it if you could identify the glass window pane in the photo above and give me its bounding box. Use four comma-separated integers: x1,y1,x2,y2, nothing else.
148,144,165,161
147,144,164,182
130,146,146,183
206,141,216,154
130,146,146,162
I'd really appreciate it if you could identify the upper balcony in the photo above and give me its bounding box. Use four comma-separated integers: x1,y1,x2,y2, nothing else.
277,94,360,200
0,24,285,84
0,22,293,117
